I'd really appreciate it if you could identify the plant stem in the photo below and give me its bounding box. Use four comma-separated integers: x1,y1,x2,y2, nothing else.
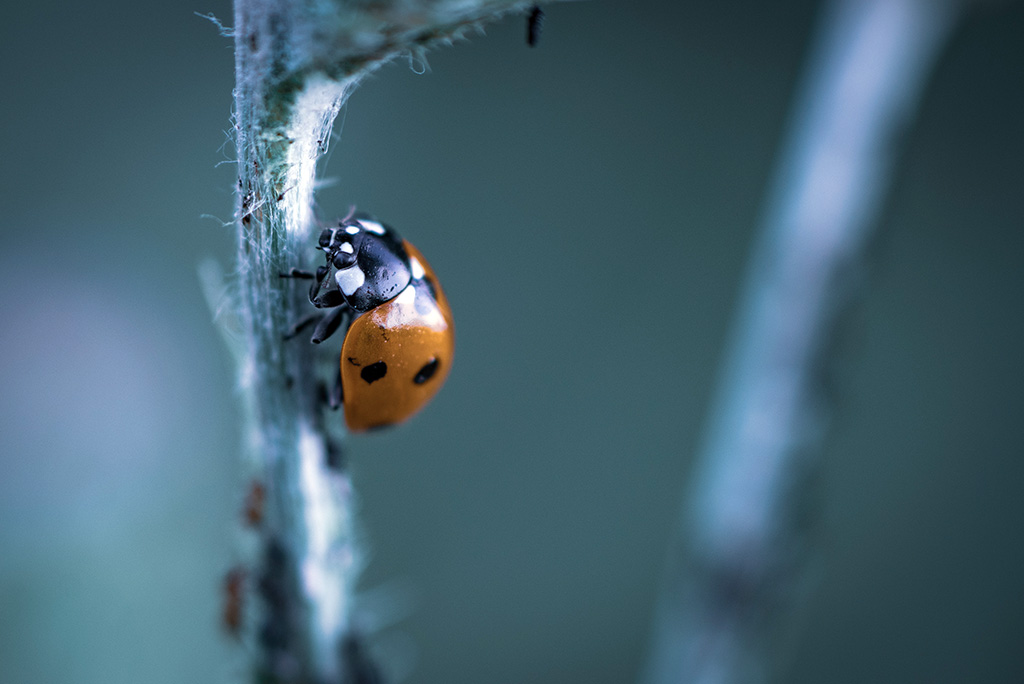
640,1,960,683
227,1,537,681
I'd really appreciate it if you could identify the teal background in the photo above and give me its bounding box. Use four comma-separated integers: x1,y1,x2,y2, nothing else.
1,1,1023,682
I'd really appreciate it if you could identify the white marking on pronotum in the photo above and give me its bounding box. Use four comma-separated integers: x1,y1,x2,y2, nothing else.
410,256,425,280
382,283,446,329
392,284,417,310
335,265,366,295
345,225,360,235
359,220,385,235
340,242,354,254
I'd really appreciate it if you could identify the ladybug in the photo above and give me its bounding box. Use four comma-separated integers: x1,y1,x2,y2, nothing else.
282,213,454,432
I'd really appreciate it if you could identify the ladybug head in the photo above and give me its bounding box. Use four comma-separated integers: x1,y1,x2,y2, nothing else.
317,220,361,270
311,215,413,313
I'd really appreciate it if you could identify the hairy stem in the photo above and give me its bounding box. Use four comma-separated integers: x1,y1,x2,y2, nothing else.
640,1,960,683
227,0,538,682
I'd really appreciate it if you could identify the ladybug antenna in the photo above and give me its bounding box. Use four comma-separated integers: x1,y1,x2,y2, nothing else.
340,205,358,224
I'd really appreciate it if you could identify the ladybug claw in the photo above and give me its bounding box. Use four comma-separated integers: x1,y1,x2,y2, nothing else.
280,268,315,279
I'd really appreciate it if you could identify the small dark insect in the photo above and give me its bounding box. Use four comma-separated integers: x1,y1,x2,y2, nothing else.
244,480,266,527
527,5,544,47
223,567,246,637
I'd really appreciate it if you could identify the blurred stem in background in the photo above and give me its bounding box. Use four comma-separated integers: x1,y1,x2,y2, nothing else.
223,0,538,682
641,1,960,683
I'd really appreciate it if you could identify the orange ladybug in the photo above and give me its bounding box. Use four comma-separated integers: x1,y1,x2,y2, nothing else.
282,213,454,431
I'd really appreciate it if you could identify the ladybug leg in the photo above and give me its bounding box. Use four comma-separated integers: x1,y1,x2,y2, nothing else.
309,265,346,309
284,313,321,340
310,306,348,344
280,266,330,305
315,369,344,411
328,366,343,410
279,268,315,279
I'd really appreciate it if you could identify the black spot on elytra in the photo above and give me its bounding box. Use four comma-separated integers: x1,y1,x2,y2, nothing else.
361,361,387,384
414,358,439,385
347,357,361,366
